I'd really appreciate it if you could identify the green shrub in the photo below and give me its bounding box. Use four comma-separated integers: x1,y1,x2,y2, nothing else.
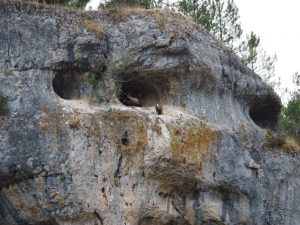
264,130,285,148
90,54,145,104
264,129,300,155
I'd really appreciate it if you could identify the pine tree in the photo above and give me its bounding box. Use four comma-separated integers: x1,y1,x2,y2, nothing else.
238,32,277,85
178,0,215,31
281,101,300,140
212,0,242,46
178,0,242,48
278,72,300,142
178,1,278,84
239,32,260,70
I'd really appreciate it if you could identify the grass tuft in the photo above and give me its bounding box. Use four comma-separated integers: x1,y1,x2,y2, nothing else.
69,118,81,129
4,69,13,76
264,130,285,148
282,137,300,155
264,130,300,156
84,20,104,38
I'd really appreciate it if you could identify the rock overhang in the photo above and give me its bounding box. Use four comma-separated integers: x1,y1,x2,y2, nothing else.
0,0,282,130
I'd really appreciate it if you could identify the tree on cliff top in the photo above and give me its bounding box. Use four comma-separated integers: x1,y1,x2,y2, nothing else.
238,31,277,84
178,0,277,85
239,31,260,71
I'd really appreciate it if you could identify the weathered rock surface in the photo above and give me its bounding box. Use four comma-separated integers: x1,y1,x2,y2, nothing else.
0,1,299,225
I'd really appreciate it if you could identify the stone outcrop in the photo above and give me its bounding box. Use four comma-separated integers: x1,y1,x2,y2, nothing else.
0,1,299,225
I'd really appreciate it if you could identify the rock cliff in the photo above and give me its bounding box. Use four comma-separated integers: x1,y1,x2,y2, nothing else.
0,1,299,225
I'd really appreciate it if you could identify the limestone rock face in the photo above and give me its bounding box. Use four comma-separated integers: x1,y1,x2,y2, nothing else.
0,2,298,225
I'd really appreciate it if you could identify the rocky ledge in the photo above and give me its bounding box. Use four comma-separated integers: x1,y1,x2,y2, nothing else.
1,1,299,225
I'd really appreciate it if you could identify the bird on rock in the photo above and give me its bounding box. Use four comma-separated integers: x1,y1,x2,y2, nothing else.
155,103,163,115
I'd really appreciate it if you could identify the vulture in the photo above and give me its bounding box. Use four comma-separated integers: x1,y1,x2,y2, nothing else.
155,103,163,115
125,95,142,107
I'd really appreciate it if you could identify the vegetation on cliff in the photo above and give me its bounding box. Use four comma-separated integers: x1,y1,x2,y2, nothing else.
18,0,300,153
22,0,89,8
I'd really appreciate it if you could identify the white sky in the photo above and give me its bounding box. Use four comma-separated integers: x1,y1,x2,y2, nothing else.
86,0,300,99
85,0,101,9
235,0,300,99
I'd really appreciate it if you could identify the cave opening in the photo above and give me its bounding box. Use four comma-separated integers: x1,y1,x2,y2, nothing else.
52,69,92,100
249,98,281,129
118,76,161,108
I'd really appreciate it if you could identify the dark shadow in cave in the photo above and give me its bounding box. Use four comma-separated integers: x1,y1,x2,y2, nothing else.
52,69,92,100
249,96,281,129
118,76,161,107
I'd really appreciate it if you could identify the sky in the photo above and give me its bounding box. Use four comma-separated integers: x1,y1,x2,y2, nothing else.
86,0,300,100
235,0,300,100
85,0,101,9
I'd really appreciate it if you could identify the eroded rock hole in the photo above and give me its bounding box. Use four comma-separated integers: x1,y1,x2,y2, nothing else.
118,77,161,107
121,131,129,145
52,69,93,100
249,98,281,129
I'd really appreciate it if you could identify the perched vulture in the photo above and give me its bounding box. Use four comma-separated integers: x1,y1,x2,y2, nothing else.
125,95,142,107
155,103,163,115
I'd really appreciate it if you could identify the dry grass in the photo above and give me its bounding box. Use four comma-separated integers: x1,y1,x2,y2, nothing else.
4,69,13,76
152,120,162,135
157,17,167,29
104,6,134,22
263,130,285,149
104,6,194,30
0,121,6,129
240,122,250,141
264,130,300,156
103,6,157,22
39,121,50,132
282,137,300,156
84,20,104,38
39,105,49,114
69,118,81,129
19,0,81,10
68,22,78,29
